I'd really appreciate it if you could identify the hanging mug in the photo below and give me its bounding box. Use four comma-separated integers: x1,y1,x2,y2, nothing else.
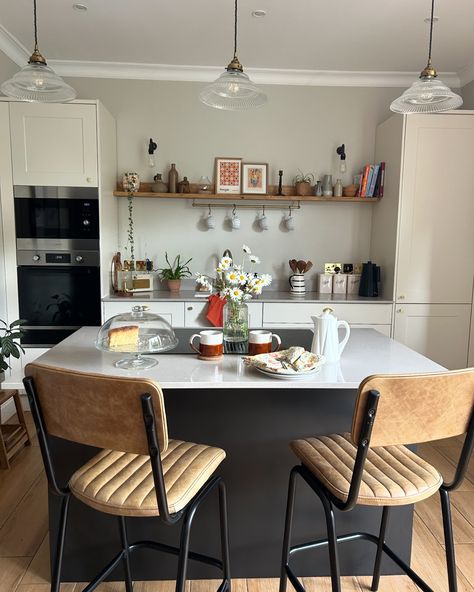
289,273,305,294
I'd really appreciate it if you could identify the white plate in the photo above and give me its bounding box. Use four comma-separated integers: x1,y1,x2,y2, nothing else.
253,365,322,380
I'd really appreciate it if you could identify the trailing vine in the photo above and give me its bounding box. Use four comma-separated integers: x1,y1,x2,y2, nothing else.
127,192,135,265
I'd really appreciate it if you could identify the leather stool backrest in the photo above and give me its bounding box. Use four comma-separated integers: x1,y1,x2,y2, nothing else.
25,363,169,454
352,368,474,447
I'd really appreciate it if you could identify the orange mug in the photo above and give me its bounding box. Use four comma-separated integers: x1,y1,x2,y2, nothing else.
248,330,281,356
190,330,224,358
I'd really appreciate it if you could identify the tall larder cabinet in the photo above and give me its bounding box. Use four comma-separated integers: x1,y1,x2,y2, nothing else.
371,112,474,369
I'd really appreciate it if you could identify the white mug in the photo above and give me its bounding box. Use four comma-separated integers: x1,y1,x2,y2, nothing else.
190,330,223,357
289,273,305,294
259,214,269,230
248,330,282,355
285,215,295,231
206,214,216,230
231,214,241,229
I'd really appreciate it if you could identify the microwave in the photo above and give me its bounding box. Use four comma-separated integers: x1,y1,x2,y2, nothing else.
14,185,99,250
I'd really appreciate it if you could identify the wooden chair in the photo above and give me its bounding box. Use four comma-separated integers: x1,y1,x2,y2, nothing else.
0,389,31,469
279,368,474,592
23,363,230,592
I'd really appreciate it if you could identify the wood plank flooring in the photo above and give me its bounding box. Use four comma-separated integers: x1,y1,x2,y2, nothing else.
0,412,473,591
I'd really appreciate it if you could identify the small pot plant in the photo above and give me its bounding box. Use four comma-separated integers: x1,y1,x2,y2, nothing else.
294,170,315,196
158,253,192,293
0,319,24,375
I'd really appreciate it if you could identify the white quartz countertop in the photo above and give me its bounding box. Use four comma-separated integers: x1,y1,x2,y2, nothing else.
11,327,444,391
103,290,392,304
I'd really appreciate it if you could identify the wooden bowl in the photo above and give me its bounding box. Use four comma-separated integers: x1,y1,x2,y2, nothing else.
343,184,358,197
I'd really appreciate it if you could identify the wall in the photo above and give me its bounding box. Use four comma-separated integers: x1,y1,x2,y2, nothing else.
462,80,474,109
0,50,20,88
64,77,404,286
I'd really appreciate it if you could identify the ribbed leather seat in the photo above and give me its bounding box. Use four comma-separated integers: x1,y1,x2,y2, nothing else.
291,433,442,506
69,439,226,516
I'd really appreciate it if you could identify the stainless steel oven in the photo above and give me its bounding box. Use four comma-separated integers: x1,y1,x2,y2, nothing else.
15,186,101,347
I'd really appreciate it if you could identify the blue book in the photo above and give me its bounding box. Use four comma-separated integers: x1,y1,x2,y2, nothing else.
368,164,380,197
364,165,374,197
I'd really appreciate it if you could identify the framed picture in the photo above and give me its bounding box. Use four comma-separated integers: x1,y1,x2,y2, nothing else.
242,163,268,195
215,157,242,194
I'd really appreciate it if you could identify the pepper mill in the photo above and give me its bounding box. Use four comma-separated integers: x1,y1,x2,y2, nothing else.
168,163,178,193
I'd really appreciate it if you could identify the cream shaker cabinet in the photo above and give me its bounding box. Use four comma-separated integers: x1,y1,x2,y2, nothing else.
373,113,474,368
9,102,98,187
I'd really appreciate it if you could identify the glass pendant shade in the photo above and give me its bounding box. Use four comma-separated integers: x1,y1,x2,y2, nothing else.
200,69,267,110
1,61,76,103
390,76,463,114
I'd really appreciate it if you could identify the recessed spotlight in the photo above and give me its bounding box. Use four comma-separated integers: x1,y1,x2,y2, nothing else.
252,10,266,18
424,15,439,23
72,3,88,12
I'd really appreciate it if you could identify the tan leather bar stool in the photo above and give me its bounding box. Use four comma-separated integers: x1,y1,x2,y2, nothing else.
23,363,231,592
279,368,474,592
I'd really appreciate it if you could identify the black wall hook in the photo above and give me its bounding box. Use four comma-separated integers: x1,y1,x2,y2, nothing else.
148,138,157,155
336,144,346,161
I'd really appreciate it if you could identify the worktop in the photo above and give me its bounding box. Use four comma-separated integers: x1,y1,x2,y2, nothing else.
103,290,392,304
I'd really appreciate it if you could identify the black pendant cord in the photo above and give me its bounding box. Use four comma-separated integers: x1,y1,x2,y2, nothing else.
427,0,435,66
233,0,238,58
33,0,39,51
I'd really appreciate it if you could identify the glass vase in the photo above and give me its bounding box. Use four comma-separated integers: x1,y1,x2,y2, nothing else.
223,301,249,354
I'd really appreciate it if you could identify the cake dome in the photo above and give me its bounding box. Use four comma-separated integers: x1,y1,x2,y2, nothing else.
96,305,178,369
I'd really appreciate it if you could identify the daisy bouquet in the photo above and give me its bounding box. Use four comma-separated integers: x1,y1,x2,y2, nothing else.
196,244,272,303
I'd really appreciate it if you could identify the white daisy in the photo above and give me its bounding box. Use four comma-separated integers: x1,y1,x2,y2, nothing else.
229,288,243,301
260,273,272,287
243,293,252,301
219,257,232,270
226,270,239,284
242,245,251,254
237,272,247,285
249,255,260,264
252,284,263,295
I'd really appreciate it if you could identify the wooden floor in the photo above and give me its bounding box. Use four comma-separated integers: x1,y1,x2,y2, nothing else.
0,412,473,592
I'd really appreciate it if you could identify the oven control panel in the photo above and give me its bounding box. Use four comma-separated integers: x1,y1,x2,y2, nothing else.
17,250,100,267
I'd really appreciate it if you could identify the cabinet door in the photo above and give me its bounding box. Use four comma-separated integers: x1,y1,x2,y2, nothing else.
396,114,474,303
103,302,185,327
393,304,471,369
10,103,98,187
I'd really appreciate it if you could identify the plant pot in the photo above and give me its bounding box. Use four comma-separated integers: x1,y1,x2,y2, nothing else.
167,279,181,293
295,181,313,196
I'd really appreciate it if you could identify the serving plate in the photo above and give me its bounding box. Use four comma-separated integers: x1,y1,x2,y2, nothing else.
253,365,322,380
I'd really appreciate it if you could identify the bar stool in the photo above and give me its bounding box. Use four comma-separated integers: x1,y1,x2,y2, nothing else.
279,368,474,592
0,389,31,469
23,363,231,592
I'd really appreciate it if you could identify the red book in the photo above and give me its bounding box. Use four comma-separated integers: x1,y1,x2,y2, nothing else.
360,165,370,197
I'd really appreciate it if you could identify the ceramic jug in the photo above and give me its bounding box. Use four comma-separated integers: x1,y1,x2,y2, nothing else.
311,307,350,363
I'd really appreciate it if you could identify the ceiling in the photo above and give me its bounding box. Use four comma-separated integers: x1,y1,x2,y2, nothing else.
1,0,474,86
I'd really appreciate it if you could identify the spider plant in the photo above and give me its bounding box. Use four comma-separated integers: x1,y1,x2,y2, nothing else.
158,253,193,280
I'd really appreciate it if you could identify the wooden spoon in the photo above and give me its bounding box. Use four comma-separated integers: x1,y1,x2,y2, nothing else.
304,261,313,273
297,260,306,274
289,259,298,273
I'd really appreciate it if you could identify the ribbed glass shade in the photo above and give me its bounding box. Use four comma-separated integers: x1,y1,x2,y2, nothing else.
1,62,76,103
200,69,267,111
390,76,463,114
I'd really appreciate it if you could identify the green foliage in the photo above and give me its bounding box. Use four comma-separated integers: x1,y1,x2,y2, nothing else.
294,169,315,184
0,319,25,372
158,253,192,280
127,193,135,261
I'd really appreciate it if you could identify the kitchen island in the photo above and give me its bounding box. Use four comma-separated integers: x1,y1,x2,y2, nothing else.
18,328,443,582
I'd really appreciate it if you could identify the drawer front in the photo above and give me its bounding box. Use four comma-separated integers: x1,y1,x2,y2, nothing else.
185,302,263,328
103,302,185,327
263,302,392,327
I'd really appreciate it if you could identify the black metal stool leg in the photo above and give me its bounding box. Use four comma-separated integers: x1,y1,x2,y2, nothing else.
440,488,458,592
279,467,299,592
176,508,194,592
218,480,231,591
371,506,390,592
118,516,133,592
51,494,70,592
320,494,341,592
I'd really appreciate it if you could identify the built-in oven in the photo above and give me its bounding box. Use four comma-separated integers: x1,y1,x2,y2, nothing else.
14,186,102,347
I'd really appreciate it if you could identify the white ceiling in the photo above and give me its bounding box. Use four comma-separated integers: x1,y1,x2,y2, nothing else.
1,0,474,86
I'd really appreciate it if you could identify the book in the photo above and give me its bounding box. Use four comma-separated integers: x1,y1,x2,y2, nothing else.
367,164,380,197
378,162,386,197
360,165,371,197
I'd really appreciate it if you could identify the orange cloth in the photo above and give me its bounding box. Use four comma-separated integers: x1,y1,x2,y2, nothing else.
206,294,226,327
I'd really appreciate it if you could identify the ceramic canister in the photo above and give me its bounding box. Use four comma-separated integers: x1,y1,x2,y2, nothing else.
289,273,306,294
318,273,333,294
332,274,348,294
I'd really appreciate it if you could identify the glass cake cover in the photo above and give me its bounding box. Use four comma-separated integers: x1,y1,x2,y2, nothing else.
96,305,178,369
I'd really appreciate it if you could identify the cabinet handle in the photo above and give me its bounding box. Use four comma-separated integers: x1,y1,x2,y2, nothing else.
398,295,405,300
396,308,404,314
86,177,93,183
187,306,193,311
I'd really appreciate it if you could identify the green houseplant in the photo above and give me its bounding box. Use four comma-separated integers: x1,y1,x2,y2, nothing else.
158,253,192,293
294,170,315,196
0,319,24,374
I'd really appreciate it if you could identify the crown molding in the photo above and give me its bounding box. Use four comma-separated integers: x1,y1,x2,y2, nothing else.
458,62,474,87
0,23,462,88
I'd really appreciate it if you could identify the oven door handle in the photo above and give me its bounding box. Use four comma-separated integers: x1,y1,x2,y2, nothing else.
20,325,83,330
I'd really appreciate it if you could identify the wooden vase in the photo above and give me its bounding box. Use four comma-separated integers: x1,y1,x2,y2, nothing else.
295,181,313,196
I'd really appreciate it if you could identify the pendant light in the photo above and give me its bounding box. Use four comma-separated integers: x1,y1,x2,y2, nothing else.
199,0,267,111
390,0,462,114
0,0,76,103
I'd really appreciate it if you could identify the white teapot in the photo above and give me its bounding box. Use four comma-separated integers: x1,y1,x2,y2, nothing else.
311,307,350,363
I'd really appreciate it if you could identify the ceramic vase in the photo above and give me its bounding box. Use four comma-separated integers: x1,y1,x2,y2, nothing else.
322,174,333,196
168,163,178,193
